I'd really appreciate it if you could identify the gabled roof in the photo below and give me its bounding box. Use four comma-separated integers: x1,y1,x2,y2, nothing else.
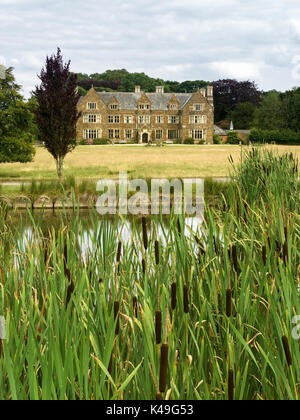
96,92,194,111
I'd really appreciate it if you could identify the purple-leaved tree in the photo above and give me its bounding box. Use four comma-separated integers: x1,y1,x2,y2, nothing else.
34,48,81,179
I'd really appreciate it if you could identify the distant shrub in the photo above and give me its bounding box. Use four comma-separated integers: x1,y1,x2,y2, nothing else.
79,138,110,145
184,137,195,145
213,134,222,144
93,138,110,145
197,140,205,145
227,131,241,145
174,139,182,144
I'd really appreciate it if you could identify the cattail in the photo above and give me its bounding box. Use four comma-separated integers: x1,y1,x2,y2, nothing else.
283,240,288,264
155,240,160,265
226,288,232,317
177,219,182,236
142,259,146,276
156,392,164,400
183,284,189,314
133,296,138,318
262,245,267,266
117,241,122,263
171,282,177,311
66,279,74,307
282,335,292,366
159,344,169,393
155,310,162,345
231,245,238,273
142,217,148,251
228,368,234,400
114,301,120,335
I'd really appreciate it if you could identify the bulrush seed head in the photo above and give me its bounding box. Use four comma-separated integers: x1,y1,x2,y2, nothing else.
226,289,232,317
142,217,148,251
142,259,146,276
282,335,292,366
155,310,162,345
183,284,189,314
171,282,177,311
133,296,138,318
117,241,122,263
159,343,169,393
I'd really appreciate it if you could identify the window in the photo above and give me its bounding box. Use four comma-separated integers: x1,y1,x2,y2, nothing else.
168,130,179,140
156,116,164,124
190,115,206,124
139,116,144,124
108,129,114,139
190,130,204,140
115,129,120,139
83,129,101,139
139,104,150,110
168,116,179,124
110,104,118,110
125,129,132,139
124,115,133,124
145,115,151,124
156,130,163,140
169,104,177,110
108,115,120,123
194,104,203,111
83,114,101,123
87,102,97,110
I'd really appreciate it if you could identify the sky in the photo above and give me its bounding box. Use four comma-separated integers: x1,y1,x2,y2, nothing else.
0,0,300,97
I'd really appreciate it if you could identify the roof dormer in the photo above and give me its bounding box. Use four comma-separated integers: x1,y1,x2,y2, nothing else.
108,96,120,110
137,92,152,111
168,95,180,110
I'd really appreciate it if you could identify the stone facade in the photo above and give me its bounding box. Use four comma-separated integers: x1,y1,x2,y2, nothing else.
76,85,214,144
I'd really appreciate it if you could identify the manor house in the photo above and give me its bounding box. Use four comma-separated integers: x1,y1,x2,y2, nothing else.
76,85,214,144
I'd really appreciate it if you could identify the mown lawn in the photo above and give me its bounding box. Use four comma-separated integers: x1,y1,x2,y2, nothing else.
1,144,300,180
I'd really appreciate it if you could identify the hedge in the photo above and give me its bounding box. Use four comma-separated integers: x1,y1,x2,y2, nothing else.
249,129,300,145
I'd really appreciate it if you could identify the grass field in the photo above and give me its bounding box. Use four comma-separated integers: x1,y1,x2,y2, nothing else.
1,144,300,181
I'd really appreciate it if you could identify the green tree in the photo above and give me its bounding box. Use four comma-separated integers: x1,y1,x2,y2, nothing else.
227,102,256,129
227,131,241,144
253,91,284,130
0,67,36,163
34,48,81,179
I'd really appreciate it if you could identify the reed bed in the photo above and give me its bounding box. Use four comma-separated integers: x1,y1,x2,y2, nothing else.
0,149,299,400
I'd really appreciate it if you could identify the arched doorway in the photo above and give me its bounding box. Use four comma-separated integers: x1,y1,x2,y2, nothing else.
142,133,149,143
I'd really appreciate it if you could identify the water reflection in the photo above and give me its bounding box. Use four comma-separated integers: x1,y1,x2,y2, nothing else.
7,209,204,260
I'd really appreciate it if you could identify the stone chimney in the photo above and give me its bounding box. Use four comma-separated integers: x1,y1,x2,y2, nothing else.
207,86,213,97
135,85,141,93
156,86,164,94
207,86,214,107
200,88,206,97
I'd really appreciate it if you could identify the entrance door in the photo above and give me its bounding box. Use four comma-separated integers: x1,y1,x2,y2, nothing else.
142,133,149,143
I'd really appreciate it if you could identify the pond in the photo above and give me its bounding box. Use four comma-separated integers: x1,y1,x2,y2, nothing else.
6,209,204,259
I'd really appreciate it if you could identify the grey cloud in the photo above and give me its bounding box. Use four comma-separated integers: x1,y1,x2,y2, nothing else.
0,0,299,96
